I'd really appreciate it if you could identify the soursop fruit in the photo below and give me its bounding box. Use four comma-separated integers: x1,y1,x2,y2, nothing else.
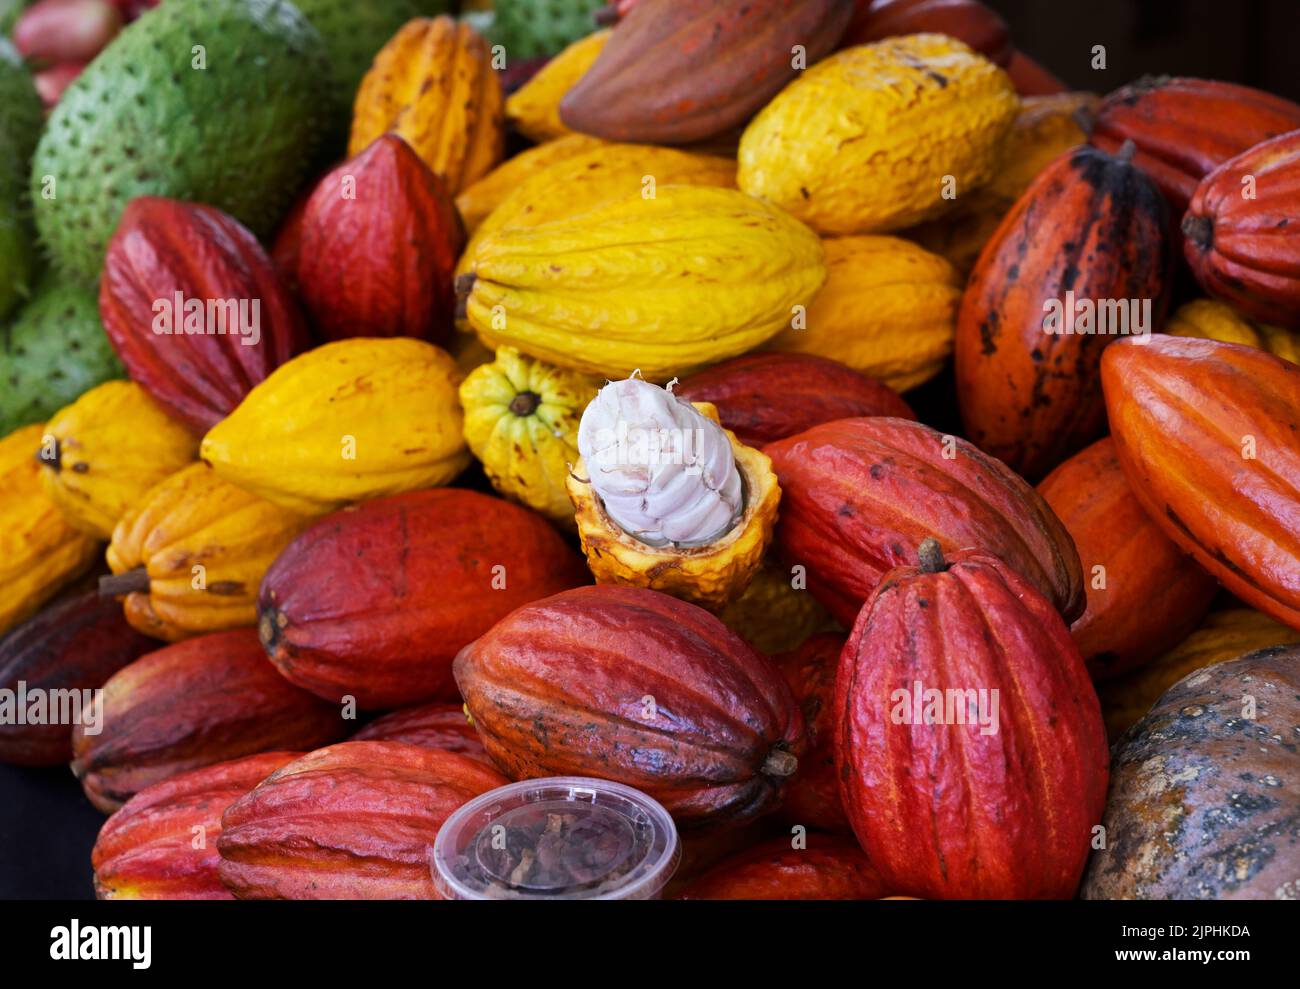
0,274,124,435
490,0,606,59
0,38,42,320
30,0,331,285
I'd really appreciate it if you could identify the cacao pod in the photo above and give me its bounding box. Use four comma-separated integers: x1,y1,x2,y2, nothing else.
1038,438,1217,680
455,133,603,234
37,381,199,539
1086,76,1300,217
98,197,309,434
738,34,1018,235
295,135,464,345
71,628,345,813
258,489,590,709
836,541,1109,899
199,338,470,515
92,751,300,900
772,633,850,833
104,463,311,642
349,16,503,194
674,353,914,448
505,28,609,142
1165,298,1300,363
217,741,508,899
1098,608,1300,741
763,235,963,392
1081,647,1300,900
560,0,854,145
1182,129,1300,330
0,586,154,766
1102,335,1300,630
1005,50,1067,96
454,585,805,829
351,702,488,763
461,185,825,380
715,561,841,658
678,834,889,900
955,143,1171,480
0,423,99,634
842,0,1012,65
766,417,1084,627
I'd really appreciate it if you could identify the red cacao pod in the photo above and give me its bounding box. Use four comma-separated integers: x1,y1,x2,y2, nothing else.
835,541,1109,899
1004,50,1067,96
217,741,508,899
842,0,1012,66
1182,129,1300,329
1038,438,1217,679
955,143,1172,480
560,0,855,145
71,628,345,813
92,750,300,899
269,188,310,297
454,585,805,830
1087,76,1300,218
673,352,914,448
258,489,590,709
99,197,310,434
351,702,489,764
295,134,464,345
772,633,850,833
0,586,154,766
765,417,1085,627
1102,335,1300,630
678,834,889,900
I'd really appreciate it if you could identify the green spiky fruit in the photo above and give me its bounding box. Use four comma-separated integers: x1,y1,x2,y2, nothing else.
0,275,124,435
490,0,605,58
30,0,331,285
0,39,42,320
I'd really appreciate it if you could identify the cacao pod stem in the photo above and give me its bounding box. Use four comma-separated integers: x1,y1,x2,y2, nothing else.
1182,213,1214,251
99,568,150,597
509,391,541,416
454,273,477,320
762,747,798,778
1116,138,1138,164
917,538,949,574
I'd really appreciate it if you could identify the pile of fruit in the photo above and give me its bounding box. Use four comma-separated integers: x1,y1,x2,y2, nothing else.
2,0,1298,900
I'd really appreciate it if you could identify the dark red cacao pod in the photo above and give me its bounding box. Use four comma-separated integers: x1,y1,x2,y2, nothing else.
674,352,914,448
92,751,301,900
454,585,805,830
834,542,1109,899
1004,50,1067,96
0,586,155,766
217,741,508,899
677,834,890,900
771,633,850,833
1183,129,1300,329
71,628,345,813
295,134,464,345
954,143,1172,480
1038,438,1216,680
765,417,1085,627
1087,76,1300,217
99,197,310,434
258,489,590,710
842,0,1012,65
351,702,489,764
560,0,855,145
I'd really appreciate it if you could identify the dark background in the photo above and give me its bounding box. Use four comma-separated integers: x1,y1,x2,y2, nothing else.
5,0,1300,900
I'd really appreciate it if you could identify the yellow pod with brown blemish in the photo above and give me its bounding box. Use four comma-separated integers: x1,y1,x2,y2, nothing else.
505,28,610,143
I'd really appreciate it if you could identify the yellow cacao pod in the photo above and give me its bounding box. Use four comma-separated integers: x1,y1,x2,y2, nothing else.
1165,299,1300,363
200,339,470,515
0,424,100,634
462,185,826,379
349,16,504,194
505,28,609,143
104,463,311,641
765,235,962,392
715,560,841,657
459,347,600,526
38,381,199,539
738,34,1019,235
455,133,605,234
1099,609,1300,741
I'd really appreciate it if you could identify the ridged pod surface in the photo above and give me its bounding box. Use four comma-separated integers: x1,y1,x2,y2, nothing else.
835,546,1109,899
738,34,1019,234
454,133,603,233
504,28,609,142
462,185,825,379
1164,298,1300,362
351,703,488,763
677,835,888,900
1101,335,1300,630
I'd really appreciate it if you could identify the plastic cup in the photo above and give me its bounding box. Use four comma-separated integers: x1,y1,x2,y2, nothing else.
431,776,680,900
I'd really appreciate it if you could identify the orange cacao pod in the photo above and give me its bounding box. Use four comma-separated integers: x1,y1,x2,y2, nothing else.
351,702,488,764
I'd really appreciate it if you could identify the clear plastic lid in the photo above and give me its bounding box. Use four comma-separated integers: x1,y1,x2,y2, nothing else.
431,777,680,900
